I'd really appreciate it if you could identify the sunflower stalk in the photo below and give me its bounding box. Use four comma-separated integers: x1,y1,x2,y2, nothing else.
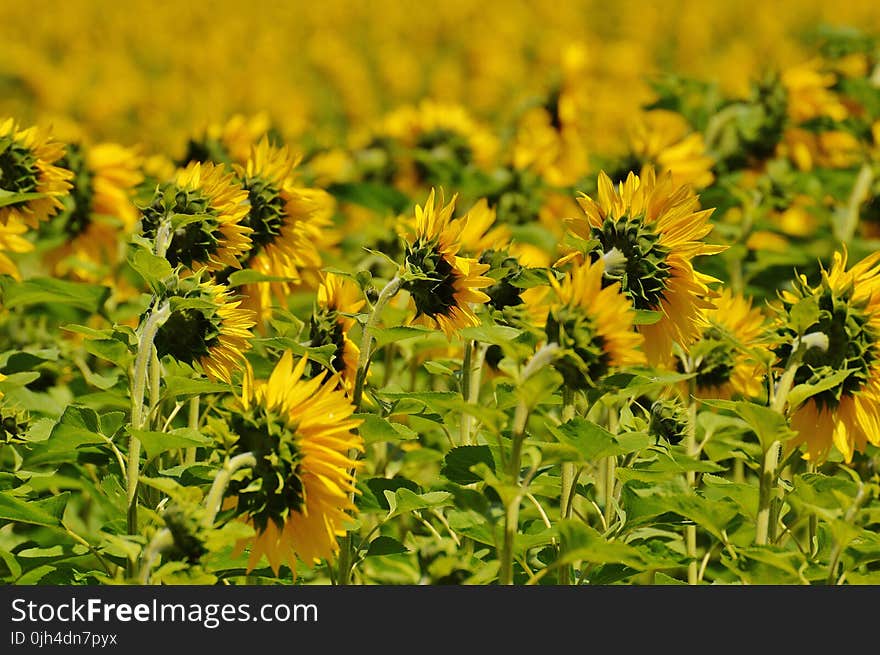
460,339,485,446
559,387,576,585
499,343,559,585
353,274,402,409
685,384,699,585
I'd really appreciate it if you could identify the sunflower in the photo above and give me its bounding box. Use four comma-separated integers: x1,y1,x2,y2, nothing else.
228,351,363,574
781,59,849,124
609,110,714,189
680,289,766,400
545,258,645,390
154,277,256,383
179,113,272,167
778,249,880,463
44,142,142,280
567,167,724,366
225,138,333,323
139,161,252,273
380,101,498,189
309,273,365,392
0,118,73,228
0,218,32,279
402,189,493,338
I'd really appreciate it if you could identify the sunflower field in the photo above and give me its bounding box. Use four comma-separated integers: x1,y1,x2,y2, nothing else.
2,1,880,587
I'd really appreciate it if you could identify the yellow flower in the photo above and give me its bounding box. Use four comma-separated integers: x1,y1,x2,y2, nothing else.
0,218,32,279
779,128,861,171
230,138,333,323
180,113,272,166
154,278,256,384
682,289,766,400
0,118,72,228
139,161,252,273
567,167,725,366
781,59,848,124
310,273,366,392
402,189,493,338
623,110,715,189
45,142,143,280
546,258,645,390
230,351,363,575
783,249,880,463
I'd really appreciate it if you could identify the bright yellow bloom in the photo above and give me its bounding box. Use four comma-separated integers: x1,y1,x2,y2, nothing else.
781,59,849,124
232,351,363,575
402,189,493,338
311,273,366,392
0,118,72,228
0,218,32,279
568,167,725,366
785,249,880,463
625,110,715,189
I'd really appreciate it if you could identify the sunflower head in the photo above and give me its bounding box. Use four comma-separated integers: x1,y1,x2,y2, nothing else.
227,352,363,574
0,118,73,228
309,273,365,392
153,276,255,383
139,161,251,272
648,398,688,445
402,189,493,338
0,403,29,445
546,258,645,391
681,289,767,400
568,167,723,365
179,114,273,167
776,249,880,462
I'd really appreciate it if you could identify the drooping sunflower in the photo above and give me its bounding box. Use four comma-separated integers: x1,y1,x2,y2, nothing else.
0,218,32,279
44,142,143,280
609,110,714,189
567,167,725,366
139,161,251,273
154,276,256,383
777,249,880,463
402,189,493,338
228,351,363,574
225,138,334,323
679,289,766,400
309,273,365,392
545,258,645,390
0,118,73,228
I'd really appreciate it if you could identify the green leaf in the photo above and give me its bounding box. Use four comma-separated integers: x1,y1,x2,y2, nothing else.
327,182,411,214
368,325,433,349
365,536,409,557
161,376,232,399
459,325,523,345
788,296,821,334
0,189,46,207
384,488,453,519
545,418,652,463
0,491,66,527
47,406,106,450
622,482,739,541
226,269,298,286
557,520,649,570
354,414,419,444
633,310,663,326
127,247,173,289
699,398,794,452
441,446,496,485
130,428,212,459
787,369,852,410
364,477,420,511
0,277,109,313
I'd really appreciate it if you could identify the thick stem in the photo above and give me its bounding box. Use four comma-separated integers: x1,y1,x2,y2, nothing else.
560,388,576,523
602,406,619,530
352,275,402,409
686,394,698,585
204,452,257,525
499,400,529,586
185,396,199,465
755,441,781,546
460,340,474,446
127,301,170,548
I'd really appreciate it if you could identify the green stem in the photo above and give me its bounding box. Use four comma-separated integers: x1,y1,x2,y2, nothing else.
460,340,474,446
602,406,619,530
352,275,402,410
204,452,257,524
127,301,170,552
499,400,529,586
685,393,698,585
185,395,199,465
826,484,870,585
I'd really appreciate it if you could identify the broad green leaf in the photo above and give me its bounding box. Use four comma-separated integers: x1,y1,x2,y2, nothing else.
327,182,411,214
459,325,523,345
545,418,652,463
1,277,109,313
355,414,418,444
161,376,232,399
699,398,794,452
384,488,453,519
0,491,66,527
130,428,212,459
226,269,298,286
622,482,739,541
557,520,648,570
365,536,409,557
0,189,46,207
441,446,496,485
787,369,852,411
633,309,663,325
368,325,433,349
363,477,420,511
127,247,173,289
